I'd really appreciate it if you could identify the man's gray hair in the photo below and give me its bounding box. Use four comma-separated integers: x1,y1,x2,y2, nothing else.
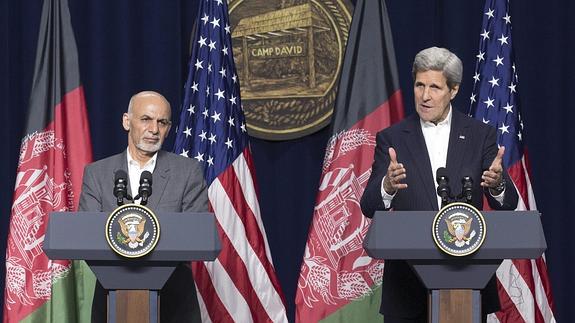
412,47,463,89
127,91,171,115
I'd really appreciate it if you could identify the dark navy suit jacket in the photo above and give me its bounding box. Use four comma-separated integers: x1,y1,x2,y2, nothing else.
360,109,518,318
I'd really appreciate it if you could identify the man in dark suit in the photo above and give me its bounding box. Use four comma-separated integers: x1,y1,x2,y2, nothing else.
79,91,207,322
360,47,518,323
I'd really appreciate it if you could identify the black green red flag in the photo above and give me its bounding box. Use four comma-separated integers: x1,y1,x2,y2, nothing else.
295,0,404,321
3,0,95,322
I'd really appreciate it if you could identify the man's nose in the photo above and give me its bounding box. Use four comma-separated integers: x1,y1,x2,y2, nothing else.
148,121,160,133
422,87,431,101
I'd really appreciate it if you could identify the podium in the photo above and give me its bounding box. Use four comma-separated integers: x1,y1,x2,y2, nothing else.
364,210,546,323
44,211,221,323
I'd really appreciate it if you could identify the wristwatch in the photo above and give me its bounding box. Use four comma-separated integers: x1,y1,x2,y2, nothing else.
492,180,506,194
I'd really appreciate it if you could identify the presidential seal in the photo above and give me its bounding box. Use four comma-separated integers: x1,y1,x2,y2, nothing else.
432,203,486,257
106,204,160,258
229,0,353,140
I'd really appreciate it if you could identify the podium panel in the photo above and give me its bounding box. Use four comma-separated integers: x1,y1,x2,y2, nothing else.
364,210,546,323
44,211,221,323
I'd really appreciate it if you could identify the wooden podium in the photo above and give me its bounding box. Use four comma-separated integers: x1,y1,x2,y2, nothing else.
364,210,546,323
44,211,221,323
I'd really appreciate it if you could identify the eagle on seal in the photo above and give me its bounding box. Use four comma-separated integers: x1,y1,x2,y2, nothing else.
119,218,146,248
445,217,473,247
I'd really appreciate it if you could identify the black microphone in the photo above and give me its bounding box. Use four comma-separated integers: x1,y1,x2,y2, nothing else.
113,170,129,206
436,167,451,208
137,171,153,205
461,176,473,204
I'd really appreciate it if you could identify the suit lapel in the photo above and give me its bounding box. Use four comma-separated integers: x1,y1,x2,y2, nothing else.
149,151,170,210
446,110,471,180
402,115,438,210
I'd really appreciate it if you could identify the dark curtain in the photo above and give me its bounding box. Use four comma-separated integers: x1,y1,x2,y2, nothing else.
2,0,574,322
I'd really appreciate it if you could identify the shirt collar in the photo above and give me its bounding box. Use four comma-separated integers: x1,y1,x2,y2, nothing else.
126,148,158,170
420,104,453,129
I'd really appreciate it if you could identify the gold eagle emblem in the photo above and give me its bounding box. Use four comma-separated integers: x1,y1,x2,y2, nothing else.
118,215,147,248
445,217,474,247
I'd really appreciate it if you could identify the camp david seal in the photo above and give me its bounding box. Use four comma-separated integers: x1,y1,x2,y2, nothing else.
432,202,486,257
229,0,353,140
106,204,160,258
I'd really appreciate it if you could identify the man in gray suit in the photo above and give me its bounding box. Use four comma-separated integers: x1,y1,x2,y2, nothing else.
360,47,518,323
79,91,207,322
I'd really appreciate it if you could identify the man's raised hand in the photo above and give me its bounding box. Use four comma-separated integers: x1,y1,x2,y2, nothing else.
383,147,408,194
481,146,505,191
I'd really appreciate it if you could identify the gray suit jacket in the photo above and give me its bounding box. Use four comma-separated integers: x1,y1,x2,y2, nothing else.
78,149,208,323
79,150,208,213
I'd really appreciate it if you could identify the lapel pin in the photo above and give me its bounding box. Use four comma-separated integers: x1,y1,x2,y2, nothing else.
459,135,465,140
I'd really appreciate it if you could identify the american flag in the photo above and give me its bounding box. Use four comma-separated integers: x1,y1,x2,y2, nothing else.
173,0,287,322
469,0,556,322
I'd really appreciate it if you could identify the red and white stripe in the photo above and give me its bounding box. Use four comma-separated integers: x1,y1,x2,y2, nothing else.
488,155,556,323
192,149,288,323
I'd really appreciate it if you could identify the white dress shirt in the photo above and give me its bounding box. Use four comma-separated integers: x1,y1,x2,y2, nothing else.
421,106,452,208
126,148,157,203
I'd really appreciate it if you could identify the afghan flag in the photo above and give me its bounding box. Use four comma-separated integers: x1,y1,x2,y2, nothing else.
3,0,95,322
295,0,404,321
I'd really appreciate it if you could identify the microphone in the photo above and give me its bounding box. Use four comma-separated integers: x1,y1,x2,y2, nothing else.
436,167,451,208
113,170,129,206
136,171,153,205
461,175,473,204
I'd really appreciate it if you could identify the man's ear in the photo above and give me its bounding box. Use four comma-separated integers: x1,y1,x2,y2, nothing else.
122,113,130,131
450,84,460,100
